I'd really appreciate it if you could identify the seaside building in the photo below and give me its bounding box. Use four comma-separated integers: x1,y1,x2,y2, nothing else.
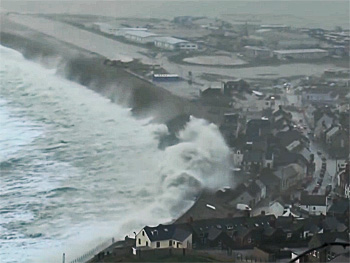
124,31,159,44
273,49,328,60
154,37,198,50
299,194,327,215
133,224,192,255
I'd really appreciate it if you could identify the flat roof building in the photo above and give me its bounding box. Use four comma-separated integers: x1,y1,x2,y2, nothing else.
154,37,198,50
124,31,159,43
273,49,328,60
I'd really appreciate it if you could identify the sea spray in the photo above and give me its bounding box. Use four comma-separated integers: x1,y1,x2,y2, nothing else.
0,45,233,263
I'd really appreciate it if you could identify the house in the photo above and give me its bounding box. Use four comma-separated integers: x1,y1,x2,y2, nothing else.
253,246,277,262
220,113,244,145
260,168,281,195
325,128,349,158
133,224,192,254
307,232,349,262
232,148,244,167
273,49,328,60
276,129,309,151
246,119,271,142
124,31,159,44
242,150,264,172
274,217,305,242
274,163,304,191
190,215,276,249
314,113,335,139
336,163,350,199
226,181,266,208
299,193,327,215
327,198,350,220
322,216,348,233
154,37,197,50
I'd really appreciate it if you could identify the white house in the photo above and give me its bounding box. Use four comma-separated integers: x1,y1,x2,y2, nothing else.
124,31,159,44
232,148,244,167
133,224,192,255
299,194,327,215
154,37,198,50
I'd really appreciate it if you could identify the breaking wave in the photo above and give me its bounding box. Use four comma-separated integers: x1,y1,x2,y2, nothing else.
0,45,232,263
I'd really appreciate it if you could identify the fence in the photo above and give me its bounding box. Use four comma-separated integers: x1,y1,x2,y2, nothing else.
68,239,113,263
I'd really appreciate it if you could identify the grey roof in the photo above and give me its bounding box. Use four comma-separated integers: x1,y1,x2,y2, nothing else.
328,199,350,214
300,194,326,206
274,49,328,54
274,163,303,180
124,31,158,38
155,36,188,45
243,150,263,163
143,224,191,242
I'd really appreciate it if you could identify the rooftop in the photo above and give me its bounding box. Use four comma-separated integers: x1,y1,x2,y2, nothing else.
300,194,326,206
273,49,328,54
124,30,158,38
143,224,191,242
155,36,188,44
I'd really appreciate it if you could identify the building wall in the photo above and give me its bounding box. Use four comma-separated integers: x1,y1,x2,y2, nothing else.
299,205,327,215
179,43,198,50
136,229,151,247
135,229,192,250
233,150,244,166
125,34,157,44
154,41,175,50
274,51,328,60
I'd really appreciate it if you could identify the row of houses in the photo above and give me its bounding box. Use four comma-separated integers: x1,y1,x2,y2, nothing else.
133,213,349,261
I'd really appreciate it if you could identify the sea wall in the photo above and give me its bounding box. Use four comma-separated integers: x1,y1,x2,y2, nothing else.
0,17,195,125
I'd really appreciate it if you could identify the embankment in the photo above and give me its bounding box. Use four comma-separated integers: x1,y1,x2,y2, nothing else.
0,16,202,126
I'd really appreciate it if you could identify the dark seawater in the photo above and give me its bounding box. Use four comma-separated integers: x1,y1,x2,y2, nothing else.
0,45,231,262
1,0,349,29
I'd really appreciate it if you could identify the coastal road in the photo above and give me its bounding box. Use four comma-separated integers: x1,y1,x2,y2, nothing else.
7,14,348,100
7,14,153,64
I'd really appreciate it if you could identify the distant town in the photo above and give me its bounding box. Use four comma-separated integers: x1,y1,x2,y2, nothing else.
1,11,349,263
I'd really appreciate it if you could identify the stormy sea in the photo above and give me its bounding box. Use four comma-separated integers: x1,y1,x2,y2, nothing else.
0,45,231,263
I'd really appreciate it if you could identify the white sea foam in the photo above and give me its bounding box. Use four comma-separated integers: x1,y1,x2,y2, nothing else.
0,45,232,263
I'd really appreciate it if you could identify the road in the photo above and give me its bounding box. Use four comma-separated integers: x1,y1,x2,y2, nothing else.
286,88,339,196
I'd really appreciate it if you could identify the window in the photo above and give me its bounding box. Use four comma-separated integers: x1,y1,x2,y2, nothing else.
146,241,148,246
313,207,316,210
156,242,160,248
142,231,145,236
138,239,141,245
169,240,172,246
